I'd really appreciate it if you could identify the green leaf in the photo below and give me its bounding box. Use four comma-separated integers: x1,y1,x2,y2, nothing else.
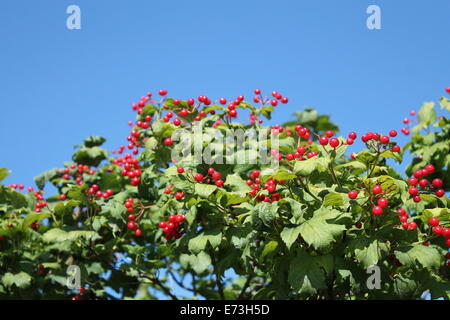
224,174,251,196
84,136,106,147
34,168,59,190
280,226,302,249
420,208,450,224
414,102,436,132
288,250,333,294
2,272,32,289
188,229,222,254
394,245,442,270
0,168,10,183
260,240,279,261
293,157,329,176
322,192,344,207
439,97,450,112
380,150,402,163
192,251,211,274
21,213,51,232
194,184,217,198
347,238,389,268
298,209,345,250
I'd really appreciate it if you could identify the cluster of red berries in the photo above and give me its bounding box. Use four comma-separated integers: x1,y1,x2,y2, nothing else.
272,147,318,162
428,217,450,248
61,164,96,185
360,131,401,153
126,129,145,155
396,208,417,230
158,214,185,241
33,190,47,213
252,89,289,107
319,132,341,148
348,185,391,217
7,183,25,190
219,94,245,118
124,199,142,236
400,110,417,136
87,184,113,199
164,184,184,201
245,170,283,202
117,154,141,186
30,221,40,231
191,167,224,187
407,164,444,199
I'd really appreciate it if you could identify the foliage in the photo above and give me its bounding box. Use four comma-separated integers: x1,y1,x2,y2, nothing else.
0,91,449,300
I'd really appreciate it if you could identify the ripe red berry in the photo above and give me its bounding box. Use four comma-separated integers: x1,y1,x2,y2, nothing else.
127,221,136,230
271,99,278,107
135,229,142,237
377,197,388,208
408,177,418,186
346,138,354,145
175,192,184,200
319,136,328,146
380,136,390,144
158,89,168,96
173,118,181,126
446,87,450,94
329,138,340,148
164,138,173,146
408,187,419,196
419,179,428,188
389,130,397,137
177,167,184,174
428,217,440,227
442,228,450,238
348,132,357,140
348,191,358,200
194,173,204,182
372,185,382,195
408,221,417,230
372,206,383,216
433,226,443,235
435,189,445,197
215,179,224,187
60,194,67,201
431,178,443,188
325,130,334,138
281,97,288,104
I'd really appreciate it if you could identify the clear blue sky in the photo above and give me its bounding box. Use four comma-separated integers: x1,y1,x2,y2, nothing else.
1,0,450,187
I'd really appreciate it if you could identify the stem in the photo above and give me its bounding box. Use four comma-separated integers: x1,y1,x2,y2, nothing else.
211,251,225,300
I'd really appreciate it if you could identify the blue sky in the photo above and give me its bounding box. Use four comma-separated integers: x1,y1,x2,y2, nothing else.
1,0,449,299
1,0,450,187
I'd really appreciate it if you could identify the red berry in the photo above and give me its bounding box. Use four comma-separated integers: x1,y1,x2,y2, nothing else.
158,89,168,96
164,138,173,146
127,221,136,230
435,189,445,197
348,132,357,140
212,171,221,180
428,217,440,227
173,118,181,126
135,229,142,237
325,130,334,138
380,136,390,144
408,221,417,230
348,191,358,200
329,138,340,148
389,130,397,137
372,185,382,195
413,195,421,203
60,194,67,201
319,136,328,146
372,206,383,216
442,228,450,238
419,179,428,188
433,226,443,235
215,179,224,187
408,187,419,196
408,177,418,186
431,178,443,188
377,197,388,208
177,167,184,174
194,173,204,182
